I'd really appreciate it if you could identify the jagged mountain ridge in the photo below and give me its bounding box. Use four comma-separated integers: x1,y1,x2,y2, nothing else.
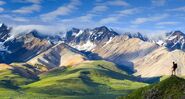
64,27,185,51
0,23,11,42
164,31,185,51
65,26,119,44
123,32,148,41
4,32,53,63
65,26,119,51
64,26,153,51
1,23,185,77
1,23,185,52
0,29,53,63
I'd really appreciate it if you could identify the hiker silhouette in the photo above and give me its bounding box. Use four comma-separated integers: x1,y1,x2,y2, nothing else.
172,62,178,75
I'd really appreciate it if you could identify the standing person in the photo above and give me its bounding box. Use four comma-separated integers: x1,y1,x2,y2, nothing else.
172,62,178,75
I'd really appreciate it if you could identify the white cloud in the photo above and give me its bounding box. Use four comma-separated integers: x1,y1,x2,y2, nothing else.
13,17,29,22
95,0,129,7
99,16,119,24
157,21,180,25
152,0,166,6
107,0,129,6
132,14,169,24
114,26,168,39
0,14,30,23
10,24,68,37
91,5,108,13
167,6,185,12
59,14,96,27
0,1,6,5
40,0,81,21
0,7,4,12
77,14,95,22
98,8,141,25
61,14,94,23
13,0,42,4
118,8,140,16
13,4,41,14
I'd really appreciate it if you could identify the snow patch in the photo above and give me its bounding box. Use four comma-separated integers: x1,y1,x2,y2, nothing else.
75,30,83,37
0,23,3,27
156,40,164,46
0,42,10,53
167,35,177,41
70,40,96,51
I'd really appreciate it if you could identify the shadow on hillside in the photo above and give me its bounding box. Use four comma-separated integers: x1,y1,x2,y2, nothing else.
80,51,103,60
136,76,161,84
80,46,161,84
102,45,161,83
115,63,161,84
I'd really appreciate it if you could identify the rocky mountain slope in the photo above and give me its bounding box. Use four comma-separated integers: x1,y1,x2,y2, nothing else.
134,48,185,77
92,35,185,77
65,26,119,51
0,23,11,42
27,43,87,68
1,31,53,63
164,31,185,51
92,35,159,73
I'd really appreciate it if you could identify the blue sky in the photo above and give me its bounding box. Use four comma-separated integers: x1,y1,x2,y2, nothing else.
0,0,185,35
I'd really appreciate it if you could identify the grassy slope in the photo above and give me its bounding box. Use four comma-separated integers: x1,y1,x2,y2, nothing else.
0,62,41,99
118,76,185,99
0,60,147,99
19,60,147,99
0,69,36,98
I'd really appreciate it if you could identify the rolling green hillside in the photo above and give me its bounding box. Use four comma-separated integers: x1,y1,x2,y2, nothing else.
0,64,38,98
0,60,148,99
118,76,185,99
21,60,147,99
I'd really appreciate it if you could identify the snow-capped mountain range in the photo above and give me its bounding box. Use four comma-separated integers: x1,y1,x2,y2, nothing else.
64,26,185,51
123,32,148,41
1,23,185,51
1,23,185,53
65,26,119,51
1,23,185,77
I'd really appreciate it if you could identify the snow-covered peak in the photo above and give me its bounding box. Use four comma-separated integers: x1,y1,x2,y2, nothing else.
166,31,185,36
166,31,185,41
156,40,164,46
65,26,119,51
93,26,109,32
66,26,119,43
123,32,148,41
0,23,11,42
0,23,3,27
0,23,8,30
164,31,185,51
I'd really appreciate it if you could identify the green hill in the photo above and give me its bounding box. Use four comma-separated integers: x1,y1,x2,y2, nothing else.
0,60,148,99
21,60,147,99
0,64,38,98
118,76,185,99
